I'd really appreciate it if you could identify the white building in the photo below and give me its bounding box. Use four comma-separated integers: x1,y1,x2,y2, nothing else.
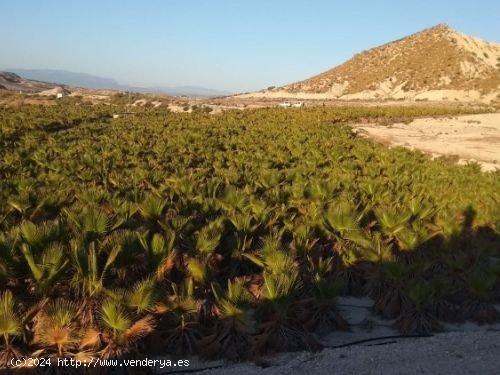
278,101,304,109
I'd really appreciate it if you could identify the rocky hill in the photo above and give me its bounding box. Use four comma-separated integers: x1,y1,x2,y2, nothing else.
0,71,57,93
239,24,499,103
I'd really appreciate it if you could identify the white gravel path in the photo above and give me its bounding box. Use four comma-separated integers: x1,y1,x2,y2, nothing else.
195,331,500,375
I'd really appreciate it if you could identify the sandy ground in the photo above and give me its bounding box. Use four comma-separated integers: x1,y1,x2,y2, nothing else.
154,297,500,374
351,113,500,171
236,88,499,103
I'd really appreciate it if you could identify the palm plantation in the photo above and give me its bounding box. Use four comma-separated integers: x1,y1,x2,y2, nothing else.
0,102,499,365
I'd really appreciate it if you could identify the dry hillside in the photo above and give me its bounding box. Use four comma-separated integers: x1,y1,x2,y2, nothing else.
240,24,500,102
0,71,59,93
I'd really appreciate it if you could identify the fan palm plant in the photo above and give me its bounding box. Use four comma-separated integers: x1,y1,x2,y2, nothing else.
195,220,222,256
323,203,370,249
201,279,255,360
101,230,142,281
463,270,500,323
227,212,258,262
395,222,440,260
0,234,14,284
153,279,201,355
187,220,224,290
17,220,60,251
373,262,408,319
251,271,321,354
64,207,112,242
362,233,395,298
138,194,167,229
290,224,319,260
125,278,160,314
217,186,248,213
139,231,176,280
20,242,68,296
97,299,155,359
301,257,348,333
0,291,21,366
70,240,119,299
33,299,79,357
375,207,412,238
408,198,439,221
394,282,441,334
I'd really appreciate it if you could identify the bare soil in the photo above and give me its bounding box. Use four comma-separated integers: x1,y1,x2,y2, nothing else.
351,113,500,171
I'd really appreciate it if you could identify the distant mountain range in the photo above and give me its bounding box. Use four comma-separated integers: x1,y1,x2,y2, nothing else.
4,69,232,98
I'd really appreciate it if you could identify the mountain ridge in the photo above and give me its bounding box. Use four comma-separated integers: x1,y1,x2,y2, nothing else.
3,69,232,98
238,24,500,103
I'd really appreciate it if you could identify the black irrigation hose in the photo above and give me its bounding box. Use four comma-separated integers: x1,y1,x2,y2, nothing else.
161,335,434,374
337,303,372,309
325,334,434,349
365,341,398,347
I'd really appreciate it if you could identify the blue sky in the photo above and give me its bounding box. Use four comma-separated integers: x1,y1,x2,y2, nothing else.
1,1,499,92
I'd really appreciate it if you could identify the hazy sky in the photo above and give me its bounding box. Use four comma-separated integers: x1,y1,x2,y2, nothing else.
2,1,499,92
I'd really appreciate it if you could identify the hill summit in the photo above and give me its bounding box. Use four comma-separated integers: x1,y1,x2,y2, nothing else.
240,24,500,102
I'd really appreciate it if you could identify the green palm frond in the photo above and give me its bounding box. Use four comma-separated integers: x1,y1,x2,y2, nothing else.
64,207,110,239
162,279,198,317
126,278,159,313
218,186,248,212
467,271,497,301
44,299,78,328
35,298,79,355
228,212,255,234
262,272,298,302
187,258,208,284
195,221,222,255
138,195,167,222
0,234,13,282
407,282,433,309
362,233,394,263
409,198,439,221
101,230,141,278
77,188,110,205
212,278,251,306
375,207,412,237
396,222,439,252
18,220,60,250
140,231,176,278
292,225,318,256
99,300,131,334
20,242,68,295
71,240,111,298
0,290,21,343
311,262,341,303
323,204,370,248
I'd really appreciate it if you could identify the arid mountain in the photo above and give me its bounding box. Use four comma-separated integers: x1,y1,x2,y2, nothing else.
239,24,500,102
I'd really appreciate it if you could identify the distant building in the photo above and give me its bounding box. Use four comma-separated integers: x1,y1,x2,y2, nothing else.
56,93,64,99
278,101,304,109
